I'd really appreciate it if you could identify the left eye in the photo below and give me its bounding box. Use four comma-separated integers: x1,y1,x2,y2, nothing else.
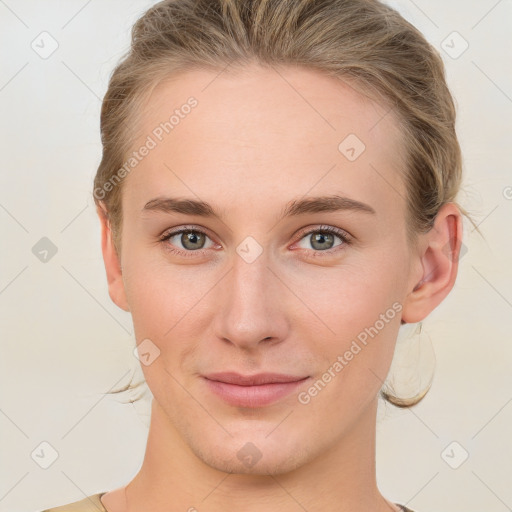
295,226,350,252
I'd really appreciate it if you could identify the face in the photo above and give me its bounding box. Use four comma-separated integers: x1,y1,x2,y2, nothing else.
112,64,420,475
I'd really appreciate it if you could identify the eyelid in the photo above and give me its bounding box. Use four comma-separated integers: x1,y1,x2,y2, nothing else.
159,224,214,241
294,224,352,244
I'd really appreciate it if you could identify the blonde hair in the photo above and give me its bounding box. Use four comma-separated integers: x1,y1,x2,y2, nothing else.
95,0,473,407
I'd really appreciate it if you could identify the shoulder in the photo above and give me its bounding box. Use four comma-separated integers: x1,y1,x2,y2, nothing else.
40,492,107,512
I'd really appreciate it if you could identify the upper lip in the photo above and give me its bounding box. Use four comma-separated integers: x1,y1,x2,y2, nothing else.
203,372,308,386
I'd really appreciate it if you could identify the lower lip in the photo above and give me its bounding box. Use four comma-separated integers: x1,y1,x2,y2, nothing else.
203,377,310,408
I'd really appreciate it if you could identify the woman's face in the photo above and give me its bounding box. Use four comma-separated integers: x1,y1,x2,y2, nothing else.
113,64,423,474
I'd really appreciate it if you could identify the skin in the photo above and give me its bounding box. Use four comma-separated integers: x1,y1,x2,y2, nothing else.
97,64,462,512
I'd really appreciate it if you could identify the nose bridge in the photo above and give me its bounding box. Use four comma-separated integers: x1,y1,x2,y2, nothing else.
214,246,287,349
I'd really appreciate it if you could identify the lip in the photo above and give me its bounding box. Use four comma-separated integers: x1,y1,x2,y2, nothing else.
203,372,310,408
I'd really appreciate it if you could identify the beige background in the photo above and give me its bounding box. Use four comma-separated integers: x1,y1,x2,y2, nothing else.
0,1,511,511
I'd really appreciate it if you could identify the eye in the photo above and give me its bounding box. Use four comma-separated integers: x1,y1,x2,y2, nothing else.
294,225,352,254
159,224,352,258
159,226,217,256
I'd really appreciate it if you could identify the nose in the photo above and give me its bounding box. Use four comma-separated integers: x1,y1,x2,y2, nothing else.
213,253,289,351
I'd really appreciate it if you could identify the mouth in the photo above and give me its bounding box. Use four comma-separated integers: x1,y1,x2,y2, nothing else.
202,372,310,408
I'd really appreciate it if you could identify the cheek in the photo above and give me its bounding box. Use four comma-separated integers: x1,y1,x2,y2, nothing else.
121,247,217,367
290,254,403,344
294,256,404,401
123,264,196,339
122,261,202,396
300,303,401,426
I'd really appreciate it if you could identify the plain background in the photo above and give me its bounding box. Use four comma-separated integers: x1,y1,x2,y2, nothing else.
0,1,511,511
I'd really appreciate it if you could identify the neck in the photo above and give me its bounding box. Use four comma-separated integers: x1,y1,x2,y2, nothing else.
112,397,399,512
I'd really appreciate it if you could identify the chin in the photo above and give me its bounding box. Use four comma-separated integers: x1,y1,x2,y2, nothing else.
184,424,314,476
195,440,310,476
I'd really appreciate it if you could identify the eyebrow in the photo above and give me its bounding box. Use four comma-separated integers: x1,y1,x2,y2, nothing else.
142,194,376,219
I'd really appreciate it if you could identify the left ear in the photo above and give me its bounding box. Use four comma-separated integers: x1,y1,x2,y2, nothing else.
401,202,463,323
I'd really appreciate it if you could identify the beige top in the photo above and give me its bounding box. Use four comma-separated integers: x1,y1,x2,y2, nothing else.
41,491,418,512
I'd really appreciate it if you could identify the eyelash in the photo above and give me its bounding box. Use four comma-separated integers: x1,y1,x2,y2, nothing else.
158,224,352,258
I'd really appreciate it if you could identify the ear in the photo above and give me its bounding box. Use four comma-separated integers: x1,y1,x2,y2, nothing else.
401,202,463,323
97,203,130,312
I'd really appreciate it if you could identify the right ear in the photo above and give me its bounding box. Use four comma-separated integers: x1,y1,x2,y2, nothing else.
97,203,130,312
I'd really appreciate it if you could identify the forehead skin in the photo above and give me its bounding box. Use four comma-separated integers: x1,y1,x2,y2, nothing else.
121,63,408,250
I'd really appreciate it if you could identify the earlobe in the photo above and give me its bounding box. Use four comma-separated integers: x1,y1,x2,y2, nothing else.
97,204,130,312
401,203,463,323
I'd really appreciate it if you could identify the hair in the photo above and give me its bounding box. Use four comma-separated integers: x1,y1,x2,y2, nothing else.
95,0,477,408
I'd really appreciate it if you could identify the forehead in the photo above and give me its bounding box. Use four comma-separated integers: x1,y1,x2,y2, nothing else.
123,64,407,225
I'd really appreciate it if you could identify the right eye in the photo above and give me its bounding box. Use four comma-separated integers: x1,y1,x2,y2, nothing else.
159,226,218,257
